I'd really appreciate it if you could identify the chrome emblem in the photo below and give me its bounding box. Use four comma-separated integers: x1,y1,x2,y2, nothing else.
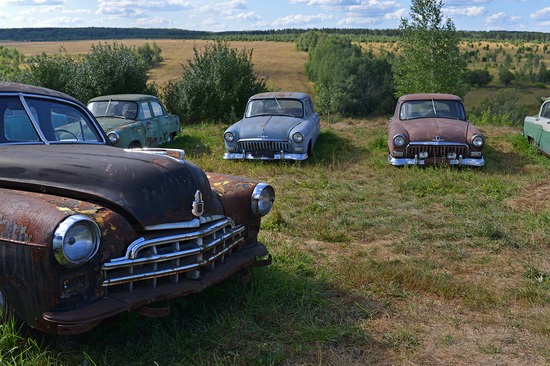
432,135,445,142
192,190,204,217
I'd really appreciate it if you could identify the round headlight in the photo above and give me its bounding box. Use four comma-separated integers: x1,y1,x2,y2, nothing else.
53,215,101,268
292,132,304,143
108,132,119,144
251,183,275,217
224,131,235,142
472,135,484,148
393,134,406,147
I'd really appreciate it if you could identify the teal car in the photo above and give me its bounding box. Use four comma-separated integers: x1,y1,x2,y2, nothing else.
88,94,180,148
524,96,550,157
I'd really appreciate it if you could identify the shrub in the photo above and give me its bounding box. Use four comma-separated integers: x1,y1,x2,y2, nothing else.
305,36,395,117
470,88,528,126
161,40,267,124
13,42,153,103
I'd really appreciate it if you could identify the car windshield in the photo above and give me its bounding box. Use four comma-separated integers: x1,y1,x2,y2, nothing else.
88,100,139,120
245,98,303,118
0,96,103,145
400,99,466,121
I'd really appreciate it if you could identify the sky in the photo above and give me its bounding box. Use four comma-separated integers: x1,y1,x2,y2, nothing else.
0,0,549,33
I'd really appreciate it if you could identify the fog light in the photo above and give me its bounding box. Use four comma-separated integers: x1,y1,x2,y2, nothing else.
447,152,457,159
418,151,428,159
471,151,482,157
393,151,404,158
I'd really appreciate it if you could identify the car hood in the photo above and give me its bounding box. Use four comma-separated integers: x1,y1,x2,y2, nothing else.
0,144,223,230
94,116,138,132
237,116,303,140
401,118,469,142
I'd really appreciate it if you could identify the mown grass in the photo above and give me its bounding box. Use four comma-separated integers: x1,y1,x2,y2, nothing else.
0,39,548,365
3,117,546,366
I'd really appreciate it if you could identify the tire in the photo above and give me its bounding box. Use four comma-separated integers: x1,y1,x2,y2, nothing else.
129,141,142,149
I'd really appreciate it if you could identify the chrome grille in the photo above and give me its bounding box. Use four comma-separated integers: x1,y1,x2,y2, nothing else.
101,218,244,292
407,143,468,158
238,140,290,152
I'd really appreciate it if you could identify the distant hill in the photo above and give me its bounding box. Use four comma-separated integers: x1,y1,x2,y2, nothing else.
0,27,549,43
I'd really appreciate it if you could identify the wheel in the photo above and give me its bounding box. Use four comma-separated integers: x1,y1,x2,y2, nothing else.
55,128,79,140
128,141,142,149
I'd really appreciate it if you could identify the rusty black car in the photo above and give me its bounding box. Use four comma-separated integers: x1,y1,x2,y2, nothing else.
388,93,485,167
0,82,275,334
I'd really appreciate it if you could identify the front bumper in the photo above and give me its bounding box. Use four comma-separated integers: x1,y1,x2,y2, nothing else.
388,155,485,167
38,242,270,335
224,151,307,161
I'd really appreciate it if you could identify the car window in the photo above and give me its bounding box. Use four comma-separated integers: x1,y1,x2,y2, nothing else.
541,102,550,118
1,97,40,142
25,97,103,143
88,100,138,120
400,100,466,120
246,98,303,118
140,102,152,119
151,101,164,117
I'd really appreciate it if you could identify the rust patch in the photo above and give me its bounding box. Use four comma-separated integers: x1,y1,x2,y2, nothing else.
0,215,33,242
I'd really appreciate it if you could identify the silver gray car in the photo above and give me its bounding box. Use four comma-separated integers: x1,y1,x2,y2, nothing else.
223,92,320,161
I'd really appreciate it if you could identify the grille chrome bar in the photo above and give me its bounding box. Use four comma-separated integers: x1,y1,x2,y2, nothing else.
101,218,245,291
407,142,469,158
237,139,290,152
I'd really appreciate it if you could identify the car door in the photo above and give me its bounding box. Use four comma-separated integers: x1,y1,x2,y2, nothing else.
306,98,320,144
147,100,171,146
539,101,550,154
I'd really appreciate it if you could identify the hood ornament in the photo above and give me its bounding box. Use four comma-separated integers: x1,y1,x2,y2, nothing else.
192,190,204,217
432,135,445,142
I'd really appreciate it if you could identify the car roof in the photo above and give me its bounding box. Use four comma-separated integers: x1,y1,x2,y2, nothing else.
0,82,83,105
88,94,158,103
398,93,463,102
249,92,310,101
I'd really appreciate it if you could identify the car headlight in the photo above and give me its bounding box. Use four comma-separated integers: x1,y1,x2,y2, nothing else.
108,132,119,144
251,183,275,217
292,132,304,143
224,131,235,142
472,134,484,148
53,215,101,268
393,134,406,147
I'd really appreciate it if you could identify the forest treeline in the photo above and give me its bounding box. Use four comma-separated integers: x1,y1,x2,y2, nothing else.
1,27,550,43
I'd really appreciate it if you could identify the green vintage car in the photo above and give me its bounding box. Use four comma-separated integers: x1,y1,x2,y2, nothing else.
87,94,181,148
524,96,550,157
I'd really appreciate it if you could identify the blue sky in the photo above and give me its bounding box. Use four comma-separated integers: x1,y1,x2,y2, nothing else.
0,0,548,32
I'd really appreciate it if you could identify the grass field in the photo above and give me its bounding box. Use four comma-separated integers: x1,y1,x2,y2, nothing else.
0,39,548,365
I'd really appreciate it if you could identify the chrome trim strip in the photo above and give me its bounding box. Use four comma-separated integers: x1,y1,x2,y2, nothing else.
124,148,186,164
388,155,485,167
224,152,307,161
101,218,246,287
144,215,225,231
408,142,469,147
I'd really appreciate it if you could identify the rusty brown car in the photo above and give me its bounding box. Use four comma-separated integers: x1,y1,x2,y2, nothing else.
0,82,275,335
388,93,485,167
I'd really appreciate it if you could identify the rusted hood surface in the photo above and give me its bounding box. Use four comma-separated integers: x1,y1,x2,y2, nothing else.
0,144,221,229
401,118,469,142
238,116,302,140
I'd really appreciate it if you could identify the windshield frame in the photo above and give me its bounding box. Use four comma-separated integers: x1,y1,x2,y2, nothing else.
399,99,467,121
0,92,107,146
245,98,304,118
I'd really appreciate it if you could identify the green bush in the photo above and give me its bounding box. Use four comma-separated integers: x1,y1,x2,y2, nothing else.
160,40,267,124
470,88,528,126
13,42,153,103
305,36,395,117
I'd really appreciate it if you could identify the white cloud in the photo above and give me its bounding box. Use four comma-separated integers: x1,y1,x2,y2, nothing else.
272,13,333,27
531,7,550,21
445,6,487,17
485,11,524,30
0,0,63,5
